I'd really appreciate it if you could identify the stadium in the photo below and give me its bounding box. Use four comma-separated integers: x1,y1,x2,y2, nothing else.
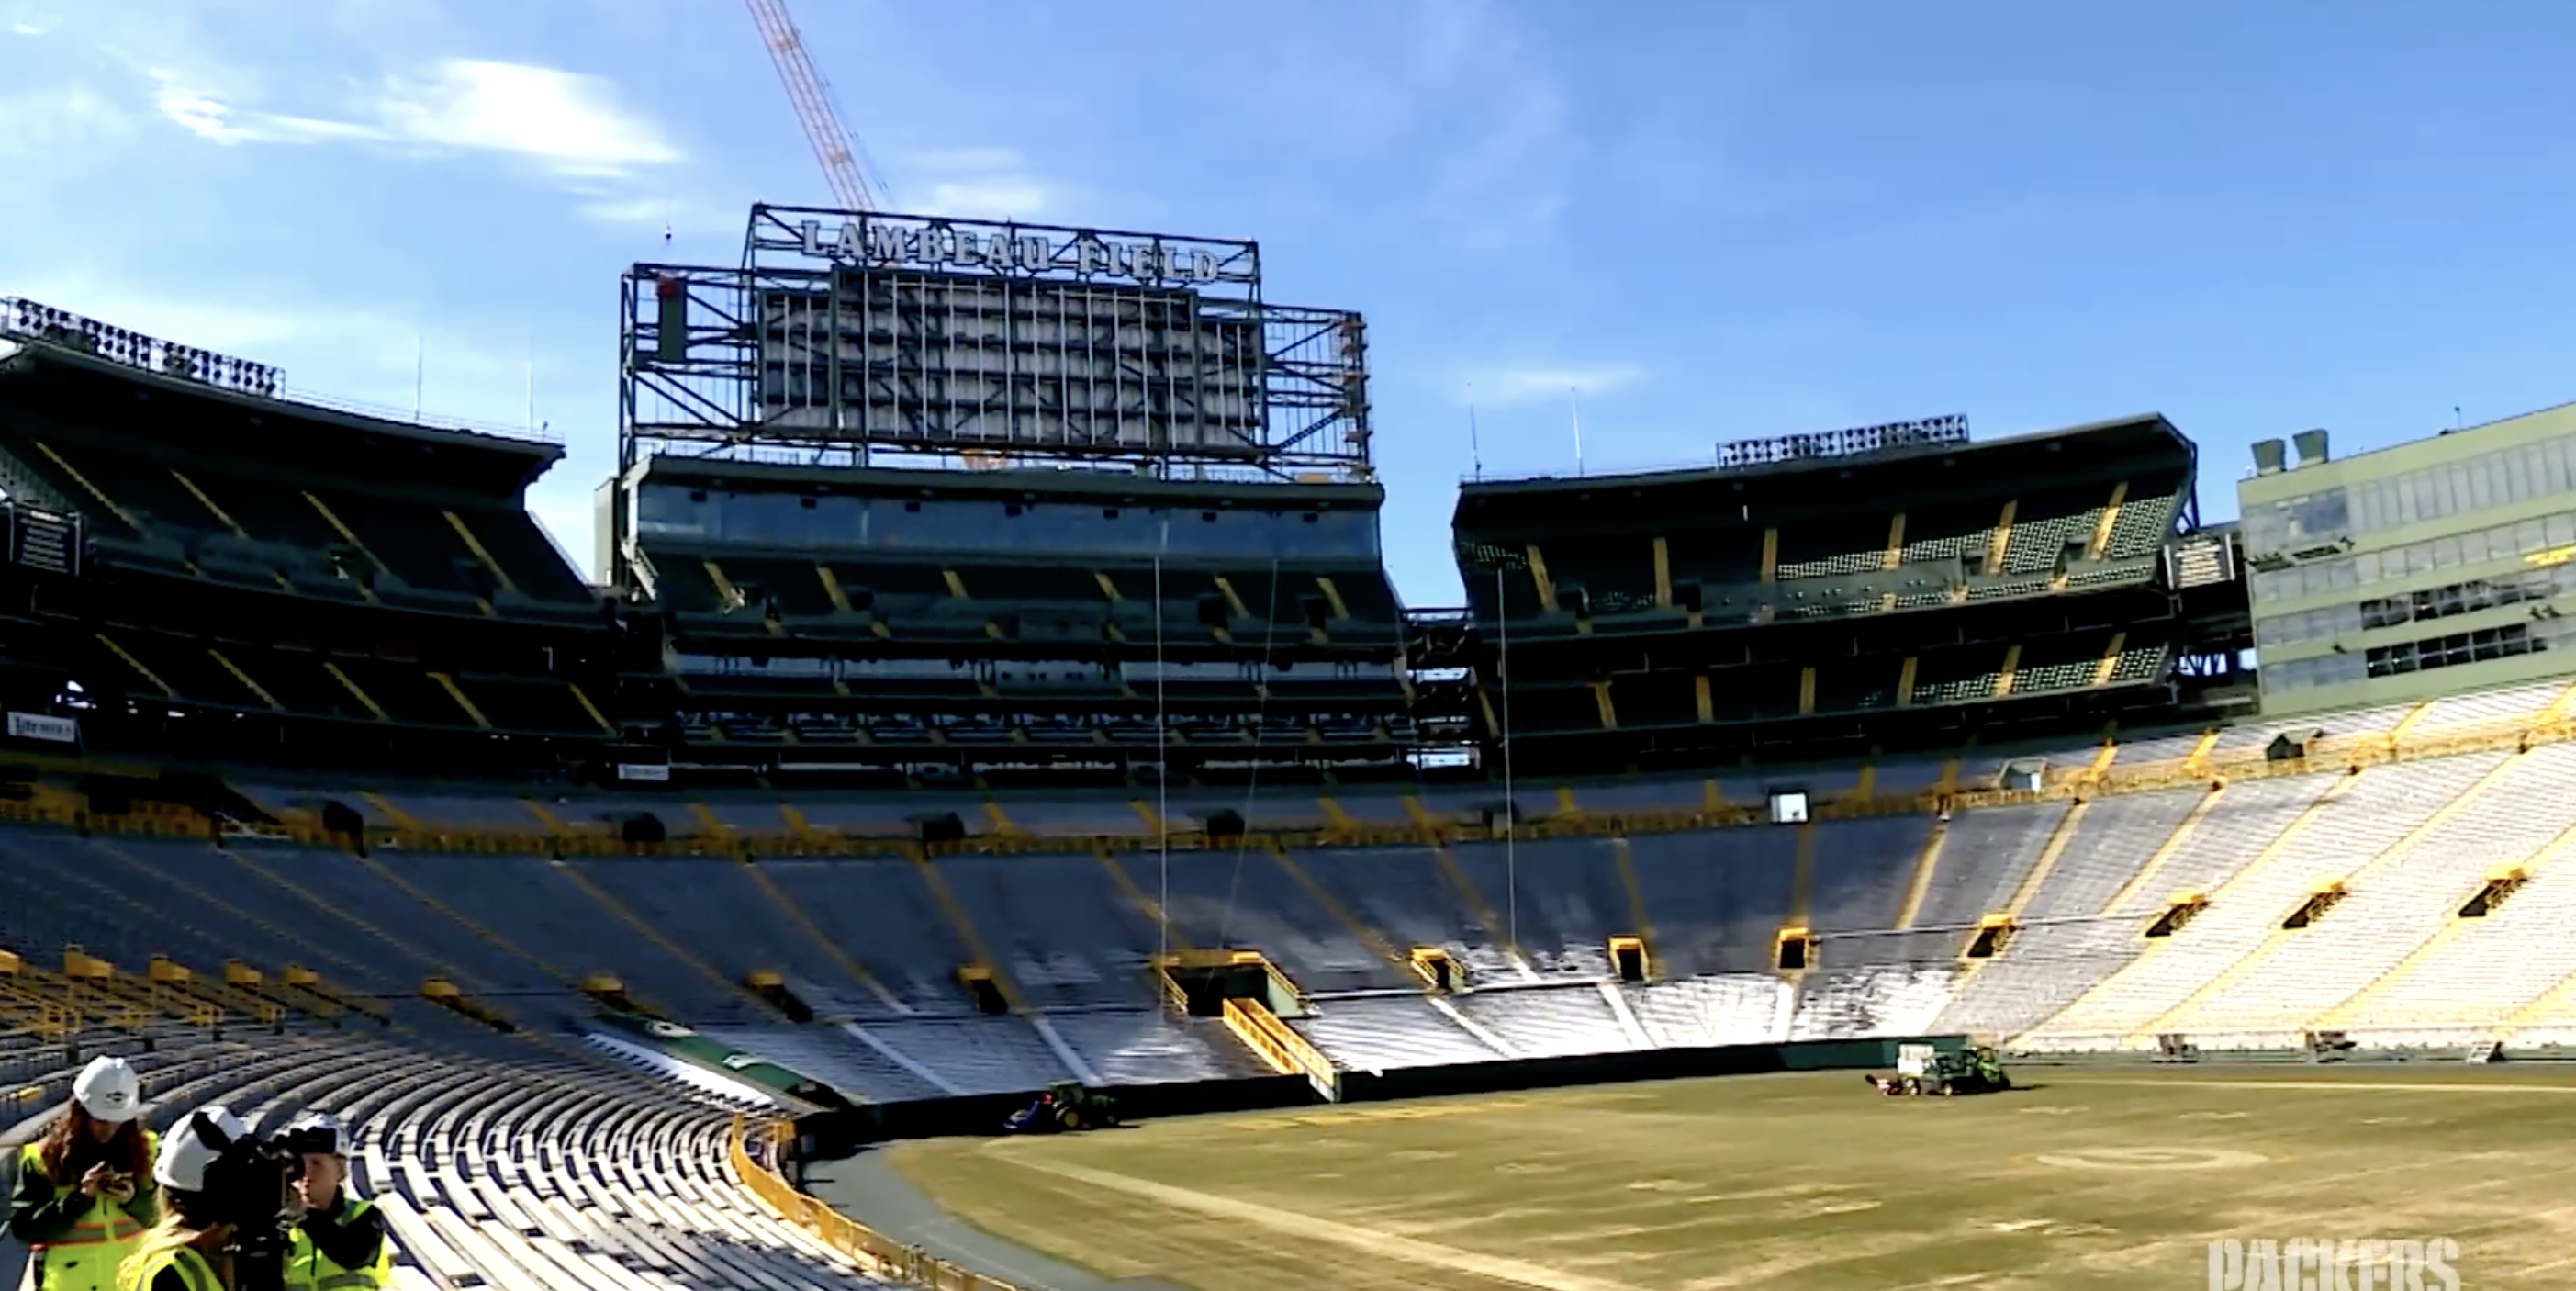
7,167,2576,1291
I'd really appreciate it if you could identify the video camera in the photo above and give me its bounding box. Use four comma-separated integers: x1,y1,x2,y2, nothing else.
178,1111,308,1291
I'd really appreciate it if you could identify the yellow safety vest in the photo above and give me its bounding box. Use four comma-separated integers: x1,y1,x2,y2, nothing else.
115,1245,218,1291
284,1198,389,1291
18,1136,160,1291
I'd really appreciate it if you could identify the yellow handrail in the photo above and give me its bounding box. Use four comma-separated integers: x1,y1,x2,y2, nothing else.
1221,997,1337,1094
727,1116,1029,1291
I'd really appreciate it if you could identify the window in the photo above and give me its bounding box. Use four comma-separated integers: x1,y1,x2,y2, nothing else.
2266,651,2367,692
2336,432,2576,537
2257,509,2576,613
2364,623,2542,679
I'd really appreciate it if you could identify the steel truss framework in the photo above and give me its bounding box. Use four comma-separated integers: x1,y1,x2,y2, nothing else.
619,206,1372,485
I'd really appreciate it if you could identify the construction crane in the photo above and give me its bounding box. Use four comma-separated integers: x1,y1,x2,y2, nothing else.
744,0,885,213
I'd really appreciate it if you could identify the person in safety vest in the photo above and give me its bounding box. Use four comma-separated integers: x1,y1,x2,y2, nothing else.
10,1057,157,1291
277,1116,384,1291
117,1106,256,1291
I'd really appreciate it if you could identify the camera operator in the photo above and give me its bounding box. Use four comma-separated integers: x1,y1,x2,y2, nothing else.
10,1057,156,1291
275,1117,384,1291
118,1105,302,1291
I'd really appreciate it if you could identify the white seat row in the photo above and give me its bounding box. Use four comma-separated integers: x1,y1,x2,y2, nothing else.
92,1031,900,1291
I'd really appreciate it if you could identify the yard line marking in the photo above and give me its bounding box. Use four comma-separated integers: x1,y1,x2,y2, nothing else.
987,1149,1628,1291
2048,1077,2576,1095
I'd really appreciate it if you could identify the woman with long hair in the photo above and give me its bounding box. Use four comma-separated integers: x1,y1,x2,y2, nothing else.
8,1058,156,1291
116,1106,249,1291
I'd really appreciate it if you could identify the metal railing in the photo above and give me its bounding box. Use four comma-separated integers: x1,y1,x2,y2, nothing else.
1221,997,1337,1097
727,1115,1026,1291
6,702,2571,862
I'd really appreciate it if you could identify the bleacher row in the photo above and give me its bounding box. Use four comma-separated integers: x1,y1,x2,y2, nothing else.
1460,478,2187,630
82,632,610,737
0,1024,895,1291
253,670,2570,847
1501,628,2171,734
4,679,2575,1070
661,706,1409,750
647,552,1403,646
0,421,590,615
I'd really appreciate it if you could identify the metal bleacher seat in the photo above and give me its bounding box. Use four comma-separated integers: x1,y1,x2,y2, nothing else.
1034,1010,1275,1085
1290,995,1501,1070
1449,984,1634,1058
1786,966,1958,1040
846,1016,1070,1095
1625,974,1786,1048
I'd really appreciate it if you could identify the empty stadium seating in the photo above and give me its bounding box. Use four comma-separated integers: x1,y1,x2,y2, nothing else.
15,674,2576,1241
0,1027,898,1291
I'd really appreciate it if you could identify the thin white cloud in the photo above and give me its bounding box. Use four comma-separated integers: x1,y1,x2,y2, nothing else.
152,73,388,146
1463,364,1647,407
922,178,1050,221
883,146,1055,220
375,60,678,177
3,1,52,36
147,58,679,180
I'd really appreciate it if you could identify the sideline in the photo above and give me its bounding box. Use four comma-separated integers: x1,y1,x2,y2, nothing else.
2049,1076,2576,1095
801,1149,1140,1291
988,1147,1630,1291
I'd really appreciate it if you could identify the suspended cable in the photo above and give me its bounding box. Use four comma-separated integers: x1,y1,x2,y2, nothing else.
1154,519,1170,970
1499,566,1517,958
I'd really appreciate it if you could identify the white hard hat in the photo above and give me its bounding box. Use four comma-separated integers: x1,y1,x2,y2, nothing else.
284,1112,343,1154
73,1057,140,1124
156,1105,247,1193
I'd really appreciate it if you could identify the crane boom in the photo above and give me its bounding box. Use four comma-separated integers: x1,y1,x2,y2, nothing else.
744,0,881,213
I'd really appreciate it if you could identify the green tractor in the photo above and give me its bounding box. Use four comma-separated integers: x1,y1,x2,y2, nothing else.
1920,1045,2012,1095
1004,1082,1123,1133
1869,1044,2014,1096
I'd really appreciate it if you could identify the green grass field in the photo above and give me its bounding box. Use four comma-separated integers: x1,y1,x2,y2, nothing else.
887,1066,2576,1290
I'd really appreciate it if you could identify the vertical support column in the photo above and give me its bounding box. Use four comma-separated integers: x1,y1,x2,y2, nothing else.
1525,544,1558,612
2091,632,2129,687
2088,481,2131,559
1984,500,2019,576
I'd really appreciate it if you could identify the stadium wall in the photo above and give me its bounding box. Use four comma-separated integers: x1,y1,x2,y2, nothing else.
777,1037,1959,1147
1330,1034,1961,1104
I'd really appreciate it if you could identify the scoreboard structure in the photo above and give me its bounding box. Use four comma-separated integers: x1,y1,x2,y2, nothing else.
620,206,1372,485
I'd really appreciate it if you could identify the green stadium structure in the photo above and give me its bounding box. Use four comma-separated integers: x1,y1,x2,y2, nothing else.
2243,400,2576,713
610,456,1410,782
0,305,616,778
1448,414,2246,772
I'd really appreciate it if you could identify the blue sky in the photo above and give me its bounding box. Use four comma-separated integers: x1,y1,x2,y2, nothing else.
6,1,2573,606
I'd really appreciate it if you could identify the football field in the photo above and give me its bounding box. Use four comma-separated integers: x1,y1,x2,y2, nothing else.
887,1065,2576,1290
